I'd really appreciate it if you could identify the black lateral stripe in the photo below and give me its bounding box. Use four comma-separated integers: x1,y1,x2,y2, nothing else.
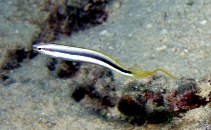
52,49,132,74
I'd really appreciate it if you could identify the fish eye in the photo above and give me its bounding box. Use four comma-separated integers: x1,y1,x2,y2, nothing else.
38,48,41,50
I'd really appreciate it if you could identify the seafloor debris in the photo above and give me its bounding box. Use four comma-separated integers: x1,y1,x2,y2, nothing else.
65,66,210,125
0,72,15,85
117,76,210,125
38,0,112,42
69,64,117,113
0,46,36,70
46,59,81,78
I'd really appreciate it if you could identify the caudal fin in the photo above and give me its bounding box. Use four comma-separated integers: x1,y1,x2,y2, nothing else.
130,68,177,79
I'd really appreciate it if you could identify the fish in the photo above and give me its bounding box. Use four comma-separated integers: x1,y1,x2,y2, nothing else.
33,43,176,79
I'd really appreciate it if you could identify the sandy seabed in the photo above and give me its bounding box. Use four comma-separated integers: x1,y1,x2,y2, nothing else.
0,0,210,129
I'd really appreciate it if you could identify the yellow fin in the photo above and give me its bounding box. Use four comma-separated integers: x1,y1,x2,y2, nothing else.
129,68,177,79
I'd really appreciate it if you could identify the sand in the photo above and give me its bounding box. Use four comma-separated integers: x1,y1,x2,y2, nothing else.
0,0,210,129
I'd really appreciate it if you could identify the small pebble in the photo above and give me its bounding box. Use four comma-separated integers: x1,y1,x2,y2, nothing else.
199,20,207,25
112,1,121,9
156,45,167,51
146,24,152,28
128,34,132,37
184,49,189,53
15,30,19,33
99,30,108,35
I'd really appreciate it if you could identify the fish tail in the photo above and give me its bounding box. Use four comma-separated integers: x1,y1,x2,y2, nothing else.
130,68,177,79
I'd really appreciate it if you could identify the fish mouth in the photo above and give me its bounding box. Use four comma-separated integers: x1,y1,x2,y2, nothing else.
32,44,41,51
32,44,39,51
